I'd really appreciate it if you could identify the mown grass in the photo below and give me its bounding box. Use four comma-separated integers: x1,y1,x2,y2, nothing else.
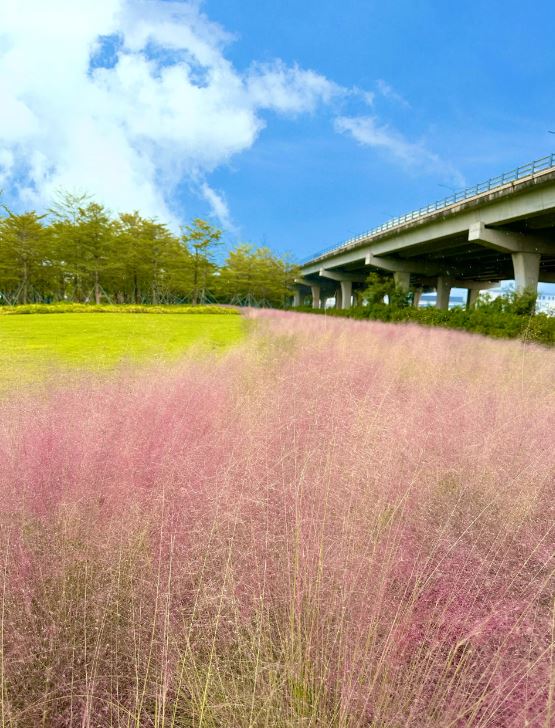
0,311,244,390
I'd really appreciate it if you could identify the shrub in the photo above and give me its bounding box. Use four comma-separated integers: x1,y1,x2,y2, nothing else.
293,291,555,345
0,302,239,315
475,289,538,316
360,272,412,308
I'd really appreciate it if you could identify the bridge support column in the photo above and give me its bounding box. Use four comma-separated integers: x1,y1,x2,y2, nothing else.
467,288,481,308
293,289,302,307
319,269,365,309
468,223,550,294
335,286,342,309
393,271,411,292
512,252,540,293
320,292,328,310
310,284,321,309
340,280,352,309
436,276,451,310
412,288,422,307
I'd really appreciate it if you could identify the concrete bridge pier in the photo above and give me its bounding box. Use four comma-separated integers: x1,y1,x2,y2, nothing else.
294,277,318,307
340,280,352,309
468,223,550,294
335,286,343,309
393,271,411,291
365,254,440,306
310,284,321,309
467,289,481,308
319,269,367,310
436,276,452,310
412,288,423,307
511,252,541,293
320,292,328,309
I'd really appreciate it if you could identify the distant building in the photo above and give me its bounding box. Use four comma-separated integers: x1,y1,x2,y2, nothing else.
537,292,555,314
418,293,466,309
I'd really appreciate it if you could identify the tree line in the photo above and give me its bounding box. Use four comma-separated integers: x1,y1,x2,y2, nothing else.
0,193,298,307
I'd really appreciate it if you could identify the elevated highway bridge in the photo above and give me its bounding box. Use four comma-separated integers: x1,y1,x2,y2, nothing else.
296,154,555,309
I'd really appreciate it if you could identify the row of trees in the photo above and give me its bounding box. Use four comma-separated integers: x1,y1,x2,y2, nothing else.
0,194,298,307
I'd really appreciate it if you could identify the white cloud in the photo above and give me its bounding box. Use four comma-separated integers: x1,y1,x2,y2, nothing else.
0,150,15,186
376,79,411,108
245,61,341,115
361,90,376,107
200,182,234,231
0,0,338,226
0,1,461,228
334,115,465,186
335,115,422,163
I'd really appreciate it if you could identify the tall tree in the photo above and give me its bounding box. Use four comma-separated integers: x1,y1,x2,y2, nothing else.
0,192,300,307
216,244,298,307
139,219,179,305
48,192,90,301
78,203,113,304
111,212,143,303
180,219,222,304
51,199,113,303
112,213,184,303
0,212,51,303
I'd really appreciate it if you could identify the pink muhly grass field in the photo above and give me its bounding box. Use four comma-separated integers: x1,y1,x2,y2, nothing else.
0,311,553,727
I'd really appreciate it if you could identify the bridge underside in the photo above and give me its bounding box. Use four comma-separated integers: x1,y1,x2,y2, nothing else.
296,169,555,309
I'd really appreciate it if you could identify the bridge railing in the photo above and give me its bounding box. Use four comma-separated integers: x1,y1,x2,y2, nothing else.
301,153,555,264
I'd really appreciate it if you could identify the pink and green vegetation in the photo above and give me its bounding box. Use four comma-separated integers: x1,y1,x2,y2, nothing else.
0,311,553,726
295,287,555,346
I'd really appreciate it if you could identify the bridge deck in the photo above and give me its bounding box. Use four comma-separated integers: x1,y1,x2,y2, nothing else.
298,155,555,307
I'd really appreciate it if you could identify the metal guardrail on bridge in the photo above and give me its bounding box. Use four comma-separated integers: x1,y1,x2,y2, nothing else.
301,153,555,265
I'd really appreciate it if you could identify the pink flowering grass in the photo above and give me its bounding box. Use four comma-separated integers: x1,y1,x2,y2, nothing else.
0,311,553,727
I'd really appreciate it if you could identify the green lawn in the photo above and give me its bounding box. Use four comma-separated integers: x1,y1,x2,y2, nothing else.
0,312,244,390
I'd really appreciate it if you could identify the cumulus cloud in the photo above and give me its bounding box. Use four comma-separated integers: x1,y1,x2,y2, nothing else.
0,0,338,226
334,115,465,186
0,1,461,228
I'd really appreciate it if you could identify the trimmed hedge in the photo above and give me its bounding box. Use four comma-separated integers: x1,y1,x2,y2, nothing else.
292,303,555,346
0,303,239,316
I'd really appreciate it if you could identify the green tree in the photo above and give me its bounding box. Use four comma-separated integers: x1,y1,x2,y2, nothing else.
112,213,184,303
78,203,113,304
111,212,146,303
475,289,537,316
139,219,181,305
361,272,410,308
0,193,303,308
50,196,113,303
217,244,298,307
0,211,52,303
180,219,222,304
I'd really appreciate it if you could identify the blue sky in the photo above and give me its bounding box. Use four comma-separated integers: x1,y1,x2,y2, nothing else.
203,0,555,258
1,0,555,269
